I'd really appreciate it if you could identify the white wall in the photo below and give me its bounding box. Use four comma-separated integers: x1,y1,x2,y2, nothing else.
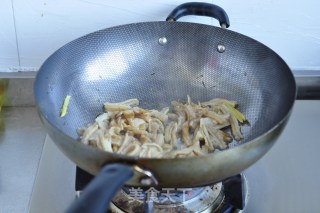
0,0,19,70
0,0,319,72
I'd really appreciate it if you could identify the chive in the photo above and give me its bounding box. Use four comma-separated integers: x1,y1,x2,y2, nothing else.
60,95,71,117
223,103,246,123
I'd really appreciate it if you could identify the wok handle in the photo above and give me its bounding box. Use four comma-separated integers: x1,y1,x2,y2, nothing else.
66,163,133,213
166,2,230,28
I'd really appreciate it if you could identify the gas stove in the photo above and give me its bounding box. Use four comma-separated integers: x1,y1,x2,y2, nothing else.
75,167,247,213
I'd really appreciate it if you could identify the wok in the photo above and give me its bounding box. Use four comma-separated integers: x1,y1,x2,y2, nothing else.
34,2,296,212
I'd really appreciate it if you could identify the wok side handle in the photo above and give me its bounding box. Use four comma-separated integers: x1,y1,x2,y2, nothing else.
166,2,230,28
66,163,133,213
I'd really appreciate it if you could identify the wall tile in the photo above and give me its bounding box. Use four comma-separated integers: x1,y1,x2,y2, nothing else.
0,0,19,71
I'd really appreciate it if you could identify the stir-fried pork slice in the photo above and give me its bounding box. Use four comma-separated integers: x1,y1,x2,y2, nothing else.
137,133,152,144
79,96,247,158
201,98,237,107
131,118,147,130
215,129,233,143
164,122,178,148
160,107,170,114
95,113,109,129
104,99,139,112
122,109,135,119
97,131,113,152
184,105,197,121
199,118,227,151
229,114,243,141
117,133,134,153
203,110,226,124
150,109,168,122
182,121,192,146
199,121,215,152
173,108,186,132
155,133,165,146
140,143,163,158
80,124,99,145
148,118,165,141
148,118,164,133
166,142,205,158
167,113,178,121
189,118,200,132
132,107,152,123
119,143,141,156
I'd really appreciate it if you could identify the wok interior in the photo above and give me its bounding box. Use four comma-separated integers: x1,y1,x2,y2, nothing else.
35,22,295,149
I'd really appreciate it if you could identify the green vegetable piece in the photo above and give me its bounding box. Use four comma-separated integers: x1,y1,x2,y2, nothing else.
223,102,246,123
60,95,71,117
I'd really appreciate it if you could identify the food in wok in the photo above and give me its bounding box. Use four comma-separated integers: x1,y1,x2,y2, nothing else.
77,96,247,158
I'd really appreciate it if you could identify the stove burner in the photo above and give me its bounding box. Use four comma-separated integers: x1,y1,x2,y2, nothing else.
75,167,247,213
111,183,224,213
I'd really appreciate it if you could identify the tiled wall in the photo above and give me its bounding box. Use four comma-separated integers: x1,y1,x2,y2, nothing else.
1,0,320,72
0,0,19,70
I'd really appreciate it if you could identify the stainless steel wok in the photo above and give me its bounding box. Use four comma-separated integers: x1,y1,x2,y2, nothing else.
34,2,296,212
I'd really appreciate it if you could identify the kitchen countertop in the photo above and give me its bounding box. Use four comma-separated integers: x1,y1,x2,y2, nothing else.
0,107,46,213
244,100,320,212
1,101,320,213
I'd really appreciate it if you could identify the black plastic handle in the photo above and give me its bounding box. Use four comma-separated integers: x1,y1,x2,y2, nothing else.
66,163,133,213
166,2,230,28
